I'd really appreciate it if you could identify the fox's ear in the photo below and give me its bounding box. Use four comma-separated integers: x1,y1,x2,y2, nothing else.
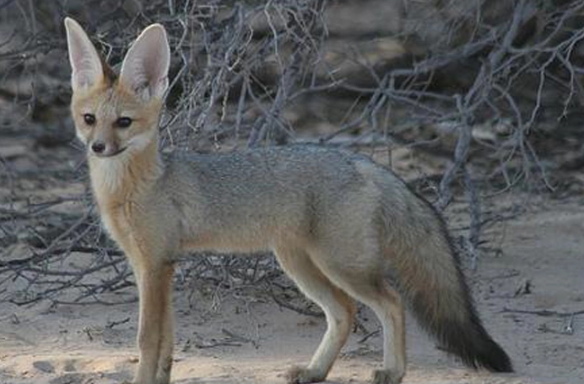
64,17,103,91
119,24,170,100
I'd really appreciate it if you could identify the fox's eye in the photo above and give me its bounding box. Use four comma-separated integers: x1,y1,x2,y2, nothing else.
116,117,132,128
83,113,96,125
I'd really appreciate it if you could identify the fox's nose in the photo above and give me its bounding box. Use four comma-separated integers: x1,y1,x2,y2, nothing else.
91,141,106,154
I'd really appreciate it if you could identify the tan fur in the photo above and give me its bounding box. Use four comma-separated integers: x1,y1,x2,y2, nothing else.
65,18,511,384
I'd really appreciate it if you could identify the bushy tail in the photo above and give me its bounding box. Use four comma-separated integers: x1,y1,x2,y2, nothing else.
391,201,513,372
408,275,513,372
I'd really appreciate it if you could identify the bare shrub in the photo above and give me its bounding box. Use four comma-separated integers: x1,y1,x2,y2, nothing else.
1,0,583,306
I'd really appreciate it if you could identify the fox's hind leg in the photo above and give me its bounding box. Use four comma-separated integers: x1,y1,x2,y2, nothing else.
274,246,356,384
358,283,406,384
308,249,406,384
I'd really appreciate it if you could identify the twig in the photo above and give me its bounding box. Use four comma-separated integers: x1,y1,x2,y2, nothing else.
502,307,584,318
358,329,380,344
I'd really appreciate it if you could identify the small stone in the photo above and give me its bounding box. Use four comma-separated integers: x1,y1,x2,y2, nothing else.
33,360,55,373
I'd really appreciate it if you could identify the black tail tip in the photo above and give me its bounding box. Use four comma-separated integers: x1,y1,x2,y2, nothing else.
473,338,513,373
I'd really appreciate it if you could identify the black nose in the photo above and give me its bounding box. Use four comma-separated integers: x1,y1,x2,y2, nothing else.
91,141,106,154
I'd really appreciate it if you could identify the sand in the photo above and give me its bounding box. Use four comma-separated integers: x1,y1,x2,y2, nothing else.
1,194,583,384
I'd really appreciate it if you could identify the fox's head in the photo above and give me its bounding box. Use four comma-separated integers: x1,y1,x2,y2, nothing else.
65,18,169,159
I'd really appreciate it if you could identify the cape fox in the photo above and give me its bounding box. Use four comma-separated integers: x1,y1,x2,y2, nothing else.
64,18,512,384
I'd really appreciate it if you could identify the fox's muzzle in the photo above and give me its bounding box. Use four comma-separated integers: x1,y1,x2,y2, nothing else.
90,140,127,158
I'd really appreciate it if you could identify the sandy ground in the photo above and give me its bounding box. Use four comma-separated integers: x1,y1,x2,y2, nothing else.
1,194,583,384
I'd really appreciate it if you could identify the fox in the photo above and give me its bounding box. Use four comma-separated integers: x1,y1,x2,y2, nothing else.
64,17,512,384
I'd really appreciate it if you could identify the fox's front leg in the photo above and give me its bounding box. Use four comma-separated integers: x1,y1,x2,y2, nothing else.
155,265,175,384
133,261,175,384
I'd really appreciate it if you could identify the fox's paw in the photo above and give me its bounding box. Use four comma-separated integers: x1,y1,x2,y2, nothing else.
372,369,404,384
286,365,326,384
